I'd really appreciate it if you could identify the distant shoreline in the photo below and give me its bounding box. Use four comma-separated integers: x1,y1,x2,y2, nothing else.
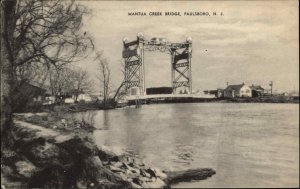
14,96,299,114
127,96,299,106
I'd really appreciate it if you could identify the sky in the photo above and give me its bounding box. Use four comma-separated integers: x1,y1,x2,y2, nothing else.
76,0,299,93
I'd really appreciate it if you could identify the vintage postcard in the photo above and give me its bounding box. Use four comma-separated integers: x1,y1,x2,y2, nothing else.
1,0,299,188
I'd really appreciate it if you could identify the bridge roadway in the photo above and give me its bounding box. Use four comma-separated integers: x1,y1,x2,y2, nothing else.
124,93,215,101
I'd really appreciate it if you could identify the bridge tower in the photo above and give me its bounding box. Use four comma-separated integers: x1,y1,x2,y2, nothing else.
122,34,145,95
171,39,192,94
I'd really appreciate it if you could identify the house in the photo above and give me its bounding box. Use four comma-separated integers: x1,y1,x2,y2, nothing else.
13,81,46,112
54,89,93,103
281,92,289,96
223,83,252,98
64,98,75,104
250,85,264,97
65,89,91,103
17,82,46,102
203,89,223,98
76,93,92,102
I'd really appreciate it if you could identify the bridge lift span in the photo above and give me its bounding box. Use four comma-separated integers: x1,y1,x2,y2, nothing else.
122,33,193,95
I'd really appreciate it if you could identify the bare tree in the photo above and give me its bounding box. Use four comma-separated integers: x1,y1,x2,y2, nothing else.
95,52,111,108
48,66,74,97
1,0,94,146
16,62,49,86
112,60,127,105
71,68,94,102
47,65,94,102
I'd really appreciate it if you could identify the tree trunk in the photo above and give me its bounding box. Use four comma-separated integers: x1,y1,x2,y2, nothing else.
165,168,216,186
112,81,125,107
1,0,17,148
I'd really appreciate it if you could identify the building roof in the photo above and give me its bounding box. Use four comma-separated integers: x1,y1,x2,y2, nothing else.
20,81,46,94
250,85,264,90
224,84,245,91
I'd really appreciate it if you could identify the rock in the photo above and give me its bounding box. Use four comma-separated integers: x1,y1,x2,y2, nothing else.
119,173,128,180
128,162,135,167
15,161,39,178
130,168,138,174
97,147,119,162
111,161,123,169
145,172,151,178
140,168,147,177
31,142,60,158
121,162,131,170
59,137,98,156
54,134,74,144
109,165,123,173
145,168,157,178
76,180,87,189
99,146,125,157
132,177,143,186
27,142,61,166
125,156,134,164
139,163,145,167
153,168,167,179
140,176,151,183
80,155,131,188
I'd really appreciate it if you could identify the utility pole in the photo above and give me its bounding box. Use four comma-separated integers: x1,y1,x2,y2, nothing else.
269,81,273,96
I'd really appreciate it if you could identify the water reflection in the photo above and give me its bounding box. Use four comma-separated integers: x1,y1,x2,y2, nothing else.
103,110,110,130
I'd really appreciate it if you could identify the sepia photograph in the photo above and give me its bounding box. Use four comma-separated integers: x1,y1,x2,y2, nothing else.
1,0,299,188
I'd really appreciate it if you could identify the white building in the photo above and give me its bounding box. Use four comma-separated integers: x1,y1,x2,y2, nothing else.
73,94,92,102
223,83,252,98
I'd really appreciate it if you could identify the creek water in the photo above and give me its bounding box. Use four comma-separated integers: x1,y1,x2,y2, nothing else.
79,103,299,188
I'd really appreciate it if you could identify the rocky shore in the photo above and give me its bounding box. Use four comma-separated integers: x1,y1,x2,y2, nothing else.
1,113,215,188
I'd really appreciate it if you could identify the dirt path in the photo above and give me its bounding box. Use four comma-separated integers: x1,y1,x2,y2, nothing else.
14,120,74,143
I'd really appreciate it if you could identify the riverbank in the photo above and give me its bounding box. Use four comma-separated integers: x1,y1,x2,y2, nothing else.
20,96,298,115
128,96,299,106
1,113,215,188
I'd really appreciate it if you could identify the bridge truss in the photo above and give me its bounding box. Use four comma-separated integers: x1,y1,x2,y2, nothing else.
122,34,192,95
